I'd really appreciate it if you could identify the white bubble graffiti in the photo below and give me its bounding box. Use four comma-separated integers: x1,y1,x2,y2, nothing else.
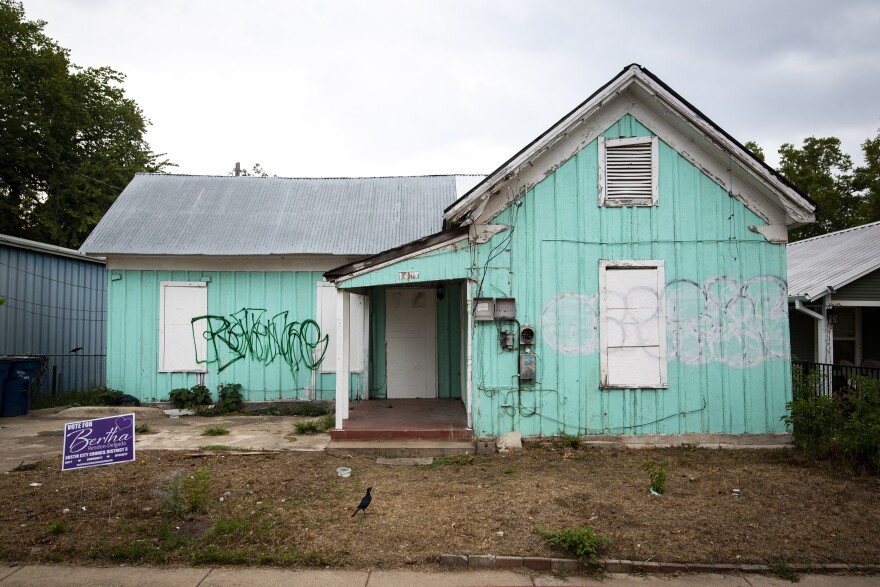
540,292,599,354
540,275,788,367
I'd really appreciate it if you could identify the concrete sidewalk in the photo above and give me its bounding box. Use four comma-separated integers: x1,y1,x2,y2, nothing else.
0,565,876,586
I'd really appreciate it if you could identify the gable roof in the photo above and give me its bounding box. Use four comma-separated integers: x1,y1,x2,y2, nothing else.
787,221,880,301
80,173,483,257
444,64,815,236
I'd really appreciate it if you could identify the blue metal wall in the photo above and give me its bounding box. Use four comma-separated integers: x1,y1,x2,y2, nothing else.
0,243,106,393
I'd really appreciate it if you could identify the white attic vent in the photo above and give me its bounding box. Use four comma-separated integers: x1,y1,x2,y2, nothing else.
599,136,658,206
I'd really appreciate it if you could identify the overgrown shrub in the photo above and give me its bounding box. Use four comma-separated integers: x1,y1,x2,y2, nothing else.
168,385,212,409
215,383,243,413
534,524,611,564
783,376,880,471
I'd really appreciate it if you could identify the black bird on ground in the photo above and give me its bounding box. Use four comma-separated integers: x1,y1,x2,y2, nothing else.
352,487,372,516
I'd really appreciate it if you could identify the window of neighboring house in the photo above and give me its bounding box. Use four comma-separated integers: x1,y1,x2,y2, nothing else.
316,282,365,372
159,281,207,373
599,261,667,388
598,136,658,207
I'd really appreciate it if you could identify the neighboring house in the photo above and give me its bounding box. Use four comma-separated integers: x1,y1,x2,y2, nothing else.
787,221,880,387
0,234,106,395
326,64,816,437
79,174,482,402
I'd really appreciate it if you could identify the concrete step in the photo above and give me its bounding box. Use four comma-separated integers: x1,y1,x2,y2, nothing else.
326,439,475,458
329,427,473,441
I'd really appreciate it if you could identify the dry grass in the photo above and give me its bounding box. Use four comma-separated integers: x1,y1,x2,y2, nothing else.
1,445,878,569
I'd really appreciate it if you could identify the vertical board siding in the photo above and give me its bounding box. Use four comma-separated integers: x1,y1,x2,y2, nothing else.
468,113,791,437
108,270,343,401
0,244,106,393
437,283,463,399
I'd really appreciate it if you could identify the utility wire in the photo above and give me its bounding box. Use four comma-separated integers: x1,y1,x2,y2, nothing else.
2,302,106,322
0,261,106,292
1,295,106,314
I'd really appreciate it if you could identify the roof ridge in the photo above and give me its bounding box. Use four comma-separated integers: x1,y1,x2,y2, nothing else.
787,220,880,246
135,172,486,181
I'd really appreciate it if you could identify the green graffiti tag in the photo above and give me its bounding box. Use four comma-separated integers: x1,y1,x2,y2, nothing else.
191,308,329,374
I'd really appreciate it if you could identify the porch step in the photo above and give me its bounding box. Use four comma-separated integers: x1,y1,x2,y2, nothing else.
326,440,475,458
329,427,473,441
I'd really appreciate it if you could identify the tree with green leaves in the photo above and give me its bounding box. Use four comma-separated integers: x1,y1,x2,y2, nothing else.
777,137,859,241
0,0,170,248
853,129,880,226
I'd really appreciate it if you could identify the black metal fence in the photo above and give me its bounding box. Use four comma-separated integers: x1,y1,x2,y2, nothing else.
793,361,880,398
28,354,106,398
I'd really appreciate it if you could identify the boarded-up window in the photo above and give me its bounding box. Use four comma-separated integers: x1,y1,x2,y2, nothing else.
316,282,365,372
159,281,207,372
598,136,658,206
599,261,667,388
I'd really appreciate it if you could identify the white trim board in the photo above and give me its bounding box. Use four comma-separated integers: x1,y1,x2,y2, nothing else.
107,254,361,272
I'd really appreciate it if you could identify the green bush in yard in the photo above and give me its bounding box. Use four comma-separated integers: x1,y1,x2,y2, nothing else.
534,524,611,565
783,376,880,471
168,385,212,409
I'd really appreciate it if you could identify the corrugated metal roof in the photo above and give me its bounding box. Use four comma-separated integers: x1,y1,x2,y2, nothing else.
80,173,484,256
787,221,880,300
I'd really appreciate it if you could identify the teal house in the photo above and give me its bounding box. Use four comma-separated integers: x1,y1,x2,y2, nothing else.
79,174,483,402
325,65,815,437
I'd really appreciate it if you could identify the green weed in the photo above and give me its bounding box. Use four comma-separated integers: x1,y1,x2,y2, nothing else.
201,426,230,437
534,524,611,565
560,433,582,450
293,413,334,434
199,445,242,451
765,557,800,582
46,520,66,535
135,423,153,434
157,469,186,520
189,467,210,513
503,467,516,475
644,459,669,494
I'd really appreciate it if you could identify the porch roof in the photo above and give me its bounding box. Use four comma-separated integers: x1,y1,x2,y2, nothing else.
325,228,470,289
787,221,880,301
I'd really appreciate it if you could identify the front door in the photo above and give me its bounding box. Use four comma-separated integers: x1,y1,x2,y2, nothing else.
386,288,437,398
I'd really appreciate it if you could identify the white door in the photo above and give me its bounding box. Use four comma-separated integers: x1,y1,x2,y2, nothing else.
386,288,437,398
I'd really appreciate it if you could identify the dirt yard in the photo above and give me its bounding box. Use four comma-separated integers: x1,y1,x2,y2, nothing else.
0,444,878,569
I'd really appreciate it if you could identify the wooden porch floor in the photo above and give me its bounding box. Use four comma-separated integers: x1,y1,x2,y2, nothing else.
331,398,471,441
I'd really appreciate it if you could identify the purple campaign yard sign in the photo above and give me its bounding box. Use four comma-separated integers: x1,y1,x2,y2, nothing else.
62,414,136,471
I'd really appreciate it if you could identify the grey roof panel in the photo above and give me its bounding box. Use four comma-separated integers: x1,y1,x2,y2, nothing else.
80,174,474,256
787,221,880,300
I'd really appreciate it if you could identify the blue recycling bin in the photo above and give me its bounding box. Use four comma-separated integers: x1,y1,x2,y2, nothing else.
12,360,42,416
0,359,42,417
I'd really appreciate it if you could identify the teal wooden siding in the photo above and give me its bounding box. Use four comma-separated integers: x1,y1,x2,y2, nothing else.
467,114,791,436
107,270,358,402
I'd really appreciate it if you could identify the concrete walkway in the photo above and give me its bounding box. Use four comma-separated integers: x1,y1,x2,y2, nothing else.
0,565,876,586
0,408,329,472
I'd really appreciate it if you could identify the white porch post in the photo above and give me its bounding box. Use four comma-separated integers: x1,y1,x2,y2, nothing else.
466,280,474,430
335,288,350,430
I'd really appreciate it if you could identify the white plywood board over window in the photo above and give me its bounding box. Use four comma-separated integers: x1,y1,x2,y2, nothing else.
159,281,207,373
599,261,667,388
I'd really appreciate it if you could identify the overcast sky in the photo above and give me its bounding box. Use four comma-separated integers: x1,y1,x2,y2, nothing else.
22,0,880,177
